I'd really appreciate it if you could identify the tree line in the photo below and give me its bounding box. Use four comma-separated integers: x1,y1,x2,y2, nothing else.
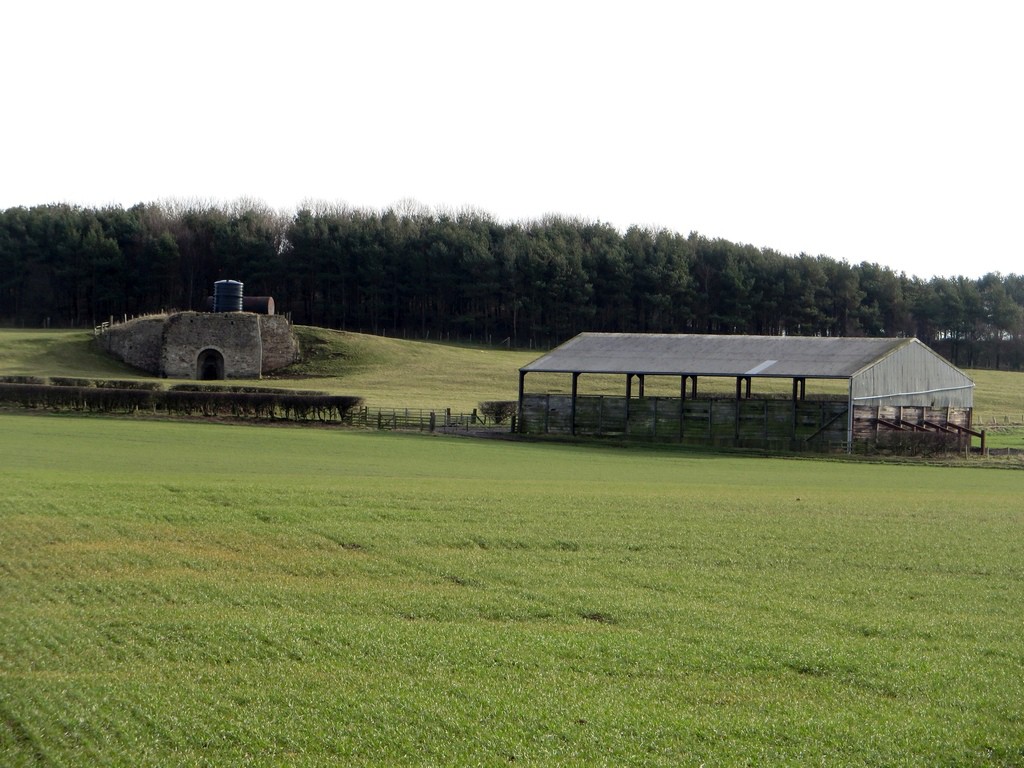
2,200,1022,370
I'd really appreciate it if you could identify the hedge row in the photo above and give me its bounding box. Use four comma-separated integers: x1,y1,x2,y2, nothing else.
168,383,326,396
478,400,517,425
0,382,363,423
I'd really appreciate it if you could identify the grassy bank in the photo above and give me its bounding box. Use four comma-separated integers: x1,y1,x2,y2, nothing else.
2,413,1022,765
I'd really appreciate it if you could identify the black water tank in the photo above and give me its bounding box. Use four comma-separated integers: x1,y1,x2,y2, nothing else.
204,295,275,314
213,280,243,312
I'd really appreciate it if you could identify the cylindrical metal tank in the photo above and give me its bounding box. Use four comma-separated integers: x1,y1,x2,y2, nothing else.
205,294,275,314
213,280,244,312
243,296,275,315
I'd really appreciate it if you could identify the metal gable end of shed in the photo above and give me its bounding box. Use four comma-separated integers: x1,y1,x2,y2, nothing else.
849,337,975,407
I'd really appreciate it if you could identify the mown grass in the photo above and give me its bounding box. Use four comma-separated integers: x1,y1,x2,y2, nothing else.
964,368,1024,427
278,326,538,409
0,329,144,380
984,426,1024,449
2,413,1022,765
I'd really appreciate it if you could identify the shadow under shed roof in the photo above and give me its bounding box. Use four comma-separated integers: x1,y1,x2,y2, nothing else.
520,333,914,379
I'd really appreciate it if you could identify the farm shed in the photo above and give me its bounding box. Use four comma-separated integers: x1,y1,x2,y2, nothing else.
517,333,978,452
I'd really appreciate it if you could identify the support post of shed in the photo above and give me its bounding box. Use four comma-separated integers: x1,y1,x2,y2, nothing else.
679,376,686,441
638,374,646,398
570,372,579,436
625,374,632,432
518,370,526,433
792,377,806,401
846,384,854,454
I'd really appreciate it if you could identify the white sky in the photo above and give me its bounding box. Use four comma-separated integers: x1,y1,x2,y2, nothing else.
3,1,1021,279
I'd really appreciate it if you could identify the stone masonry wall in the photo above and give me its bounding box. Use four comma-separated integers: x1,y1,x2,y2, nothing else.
259,315,300,373
100,311,299,379
161,312,263,378
100,316,166,374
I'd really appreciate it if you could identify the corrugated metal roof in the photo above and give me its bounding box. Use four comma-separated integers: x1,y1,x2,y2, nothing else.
520,333,914,379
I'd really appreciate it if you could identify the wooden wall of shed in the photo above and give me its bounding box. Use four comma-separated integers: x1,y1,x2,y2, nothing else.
852,405,973,451
519,395,974,453
519,395,849,450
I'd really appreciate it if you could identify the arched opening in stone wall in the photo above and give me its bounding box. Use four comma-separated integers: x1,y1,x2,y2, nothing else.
197,348,225,380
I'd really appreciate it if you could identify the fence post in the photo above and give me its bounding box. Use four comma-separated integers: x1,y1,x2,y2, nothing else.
429,412,436,432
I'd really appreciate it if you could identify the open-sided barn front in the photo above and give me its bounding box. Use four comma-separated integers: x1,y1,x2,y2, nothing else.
517,334,980,453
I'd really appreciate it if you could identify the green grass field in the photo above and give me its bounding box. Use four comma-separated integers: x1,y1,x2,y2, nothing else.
2,413,1023,765
0,329,143,379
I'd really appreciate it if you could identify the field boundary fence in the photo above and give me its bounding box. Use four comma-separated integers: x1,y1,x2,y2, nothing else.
345,406,512,434
983,415,1024,426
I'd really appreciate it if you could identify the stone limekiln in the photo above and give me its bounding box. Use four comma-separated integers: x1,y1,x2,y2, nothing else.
99,281,299,380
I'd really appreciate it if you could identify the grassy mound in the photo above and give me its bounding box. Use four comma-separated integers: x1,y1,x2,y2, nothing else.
277,326,536,410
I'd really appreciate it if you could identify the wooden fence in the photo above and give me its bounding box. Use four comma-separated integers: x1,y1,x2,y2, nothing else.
344,407,509,434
